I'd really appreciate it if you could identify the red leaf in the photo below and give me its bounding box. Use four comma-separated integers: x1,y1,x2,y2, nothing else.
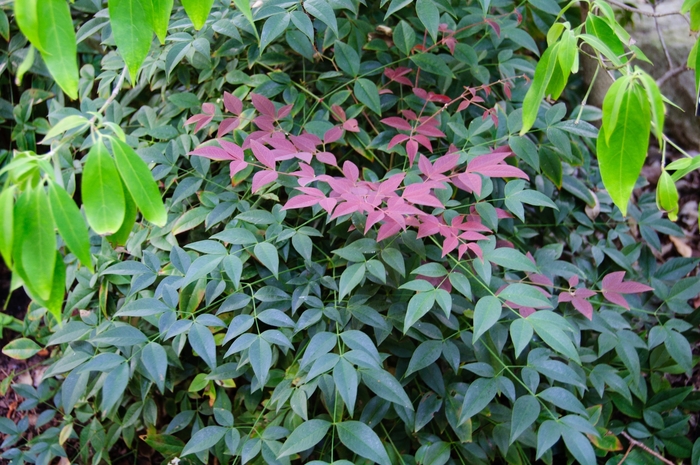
251,93,276,118
202,103,216,115
252,170,278,193
229,160,248,178
343,119,360,132
601,271,654,294
324,126,343,144
388,134,409,149
219,140,245,160
342,161,359,182
249,139,276,169
381,117,412,131
217,118,240,138
485,19,501,37
457,100,471,112
190,145,233,160
406,140,419,166
224,92,243,115
331,105,346,122
316,151,337,166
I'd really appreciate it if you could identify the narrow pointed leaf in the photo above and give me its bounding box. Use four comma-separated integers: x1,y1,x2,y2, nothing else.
48,181,92,271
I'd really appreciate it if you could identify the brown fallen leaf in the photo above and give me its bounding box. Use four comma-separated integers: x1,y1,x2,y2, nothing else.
669,235,693,258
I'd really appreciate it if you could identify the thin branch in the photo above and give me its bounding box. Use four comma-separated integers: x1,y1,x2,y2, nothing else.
657,65,689,86
653,5,674,70
620,431,676,465
606,0,688,18
89,67,128,124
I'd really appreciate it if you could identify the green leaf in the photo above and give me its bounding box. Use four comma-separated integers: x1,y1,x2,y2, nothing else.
416,0,439,43
404,289,436,332
656,170,679,221
509,135,539,171
2,338,41,360
37,0,79,99
260,13,290,53
21,186,56,301
223,255,243,289
405,340,442,376
47,181,92,272
14,0,42,52
539,147,563,188
278,419,331,458
146,0,173,43
381,248,405,276
304,0,338,37
141,342,168,393
41,115,89,143
44,252,66,323
510,395,541,444
537,420,562,459
233,0,257,38
361,367,413,409
597,83,650,216
0,10,7,41
107,183,137,246
393,20,415,55
182,425,226,456
189,322,217,370
83,142,126,235
639,71,664,142
460,377,498,424
521,44,559,134
539,387,587,415
143,435,185,457
664,328,692,372
528,311,580,364
354,78,382,115
253,242,279,278
484,248,538,272
510,318,533,358
333,358,359,415
499,283,552,309
181,0,215,30
101,362,129,413
249,336,272,387
334,40,360,77
109,0,154,82
410,53,454,78
339,263,366,300
0,187,14,268
561,427,596,465
472,296,502,343
449,272,472,300
336,421,392,465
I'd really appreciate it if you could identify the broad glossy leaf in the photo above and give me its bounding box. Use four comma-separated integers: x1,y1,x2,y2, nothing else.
108,184,137,246
37,0,78,99
101,362,129,412
146,0,173,43
484,248,538,272
48,181,92,271
111,137,167,226
334,40,360,77
278,419,331,458
182,426,226,456
336,421,391,465
405,340,442,376
361,367,413,409
333,358,359,415
528,311,580,363
109,0,153,81
249,336,272,387
510,318,533,357
460,377,498,424
181,0,215,30
416,0,439,43
253,242,279,278
0,187,14,268
537,420,562,459
404,289,436,332
260,13,289,53
521,44,559,134
82,141,126,234
339,263,366,300
561,427,596,465
21,186,56,301
656,171,679,221
14,0,42,52
597,83,650,216
304,0,338,36
499,283,552,309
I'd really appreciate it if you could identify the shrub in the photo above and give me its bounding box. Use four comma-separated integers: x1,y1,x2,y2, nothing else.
0,1,699,465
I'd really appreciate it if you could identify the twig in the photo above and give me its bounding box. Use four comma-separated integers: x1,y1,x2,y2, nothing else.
606,0,688,18
653,5,674,70
617,444,634,465
657,65,689,87
89,67,128,124
619,431,676,465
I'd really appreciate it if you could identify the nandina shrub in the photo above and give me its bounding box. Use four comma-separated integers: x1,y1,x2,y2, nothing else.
1,0,699,464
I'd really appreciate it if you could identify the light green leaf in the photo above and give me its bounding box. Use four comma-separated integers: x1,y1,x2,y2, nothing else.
597,83,650,216
0,187,14,268
410,53,454,78
2,338,41,360
336,421,392,465
253,242,279,278
181,0,215,30
38,0,79,99
472,296,502,343
182,426,227,456
233,0,258,38
278,420,331,458
638,72,665,142
510,395,541,444
47,181,92,272
21,186,56,301
14,0,42,52
146,0,173,43
83,142,126,235
404,289,436,332
656,170,679,221
520,44,559,134
354,78,382,115
110,137,167,226
107,183,137,246
41,115,89,144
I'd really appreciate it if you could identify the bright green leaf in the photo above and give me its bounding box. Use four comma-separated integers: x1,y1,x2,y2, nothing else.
47,181,92,272
181,0,215,30
38,0,79,99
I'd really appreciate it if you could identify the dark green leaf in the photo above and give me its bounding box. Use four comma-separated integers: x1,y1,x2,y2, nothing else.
182,426,226,456
410,53,454,78
354,78,382,115
334,40,360,77
336,421,391,465
472,296,502,342
510,395,540,443
278,419,331,458
254,242,279,278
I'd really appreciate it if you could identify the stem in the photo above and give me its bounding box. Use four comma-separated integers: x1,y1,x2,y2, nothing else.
89,67,128,124
575,65,599,124
619,431,675,465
